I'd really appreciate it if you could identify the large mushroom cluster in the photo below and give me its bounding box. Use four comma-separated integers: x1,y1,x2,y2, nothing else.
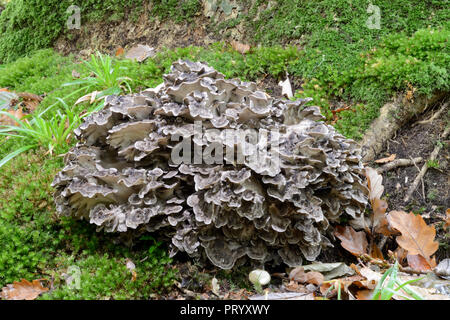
53,60,368,269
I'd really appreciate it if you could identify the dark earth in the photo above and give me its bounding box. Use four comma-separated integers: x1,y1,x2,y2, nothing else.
370,97,449,260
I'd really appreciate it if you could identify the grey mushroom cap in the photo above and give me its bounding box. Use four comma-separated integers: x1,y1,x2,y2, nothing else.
53,60,368,269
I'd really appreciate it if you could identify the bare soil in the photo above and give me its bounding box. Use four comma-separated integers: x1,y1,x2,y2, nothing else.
368,98,450,260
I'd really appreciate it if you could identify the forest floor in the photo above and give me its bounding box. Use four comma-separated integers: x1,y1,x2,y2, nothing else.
0,0,449,300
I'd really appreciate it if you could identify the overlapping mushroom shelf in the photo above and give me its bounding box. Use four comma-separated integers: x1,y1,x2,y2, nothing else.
53,60,368,269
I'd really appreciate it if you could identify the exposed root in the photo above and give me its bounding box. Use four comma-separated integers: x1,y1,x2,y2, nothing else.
376,157,423,173
416,101,449,126
361,92,447,162
404,126,450,203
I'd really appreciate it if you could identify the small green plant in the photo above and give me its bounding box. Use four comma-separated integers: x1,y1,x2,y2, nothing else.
322,280,343,300
63,52,133,98
372,262,424,300
427,159,440,168
427,189,438,201
0,100,82,168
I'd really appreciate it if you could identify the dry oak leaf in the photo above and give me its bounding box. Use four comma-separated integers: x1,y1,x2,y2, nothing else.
72,70,81,79
0,108,25,126
230,40,251,54
285,280,308,293
372,198,392,236
356,289,373,300
17,92,43,111
115,47,125,57
0,279,48,300
125,44,155,62
365,167,384,203
370,242,384,260
406,254,433,272
334,225,368,256
393,247,408,265
387,211,439,263
289,267,324,286
375,154,396,164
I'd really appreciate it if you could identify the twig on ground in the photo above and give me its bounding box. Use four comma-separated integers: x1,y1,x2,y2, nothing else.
377,235,388,252
404,126,450,203
398,266,432,275
415,101,449,126
409,156,425,201
360,254,391,268
376,157,423,173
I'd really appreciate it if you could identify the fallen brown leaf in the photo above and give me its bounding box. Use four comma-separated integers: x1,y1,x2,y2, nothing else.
365,167,384,203
17,92,42,112
356,289,373,300
0,108,25,126
406,254,433,272
115,47,125,57
359,267,381,289
387,210,439,264
393,247,408,265
375,154,396,164
72,69,81,79
372,198,392,236
230,40,251,54
370,242,384,260
319,282,336,298
285,280,308,292
334,225,368,256
0,279,48,300
125,44,155,62
289,267,324,286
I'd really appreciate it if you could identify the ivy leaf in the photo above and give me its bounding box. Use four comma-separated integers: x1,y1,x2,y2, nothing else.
387,211,439,264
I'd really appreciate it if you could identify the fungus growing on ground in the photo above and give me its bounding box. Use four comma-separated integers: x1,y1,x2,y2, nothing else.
53,60,368,269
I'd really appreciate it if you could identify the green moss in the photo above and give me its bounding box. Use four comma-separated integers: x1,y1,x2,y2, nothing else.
0,49,76,94
0,146,177,297
0,0,201,63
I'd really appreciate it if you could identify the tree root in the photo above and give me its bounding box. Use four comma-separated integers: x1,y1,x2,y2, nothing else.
361,92,447,162
404,126,450,203
376,157,423,173
415,101,449,126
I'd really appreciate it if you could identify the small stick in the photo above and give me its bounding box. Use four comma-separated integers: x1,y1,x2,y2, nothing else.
404,126,450,203
409,156,425,201
398,266,431,275
359,254,391,268
376,157,423,173
416,101,449,125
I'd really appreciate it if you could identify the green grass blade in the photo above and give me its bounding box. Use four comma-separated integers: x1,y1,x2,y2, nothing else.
0,144,37,168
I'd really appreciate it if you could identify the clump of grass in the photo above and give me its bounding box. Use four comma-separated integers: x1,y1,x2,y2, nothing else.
372,262,424,300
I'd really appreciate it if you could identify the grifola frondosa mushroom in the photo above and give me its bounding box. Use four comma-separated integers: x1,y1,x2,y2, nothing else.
53,60,368,269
